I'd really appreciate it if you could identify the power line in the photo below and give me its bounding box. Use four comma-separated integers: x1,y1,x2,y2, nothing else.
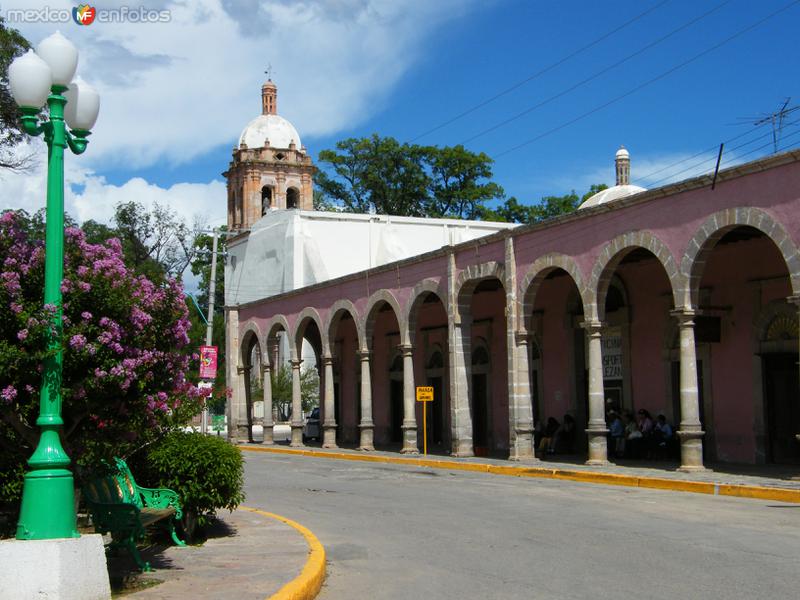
492,0,800,160
409,0,672,142
637,117,800,187
461,0,731,146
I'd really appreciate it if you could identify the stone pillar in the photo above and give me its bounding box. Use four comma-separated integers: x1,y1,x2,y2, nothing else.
509,332,537,461
225,308,241,444
504,235,536,461
290,358,304,447
236,366,252,442
399,344,419,454
261,363,274,445
322,354,337,448
358,350,375,451
582,320,609,465
672,309,707,471
447,252,474,457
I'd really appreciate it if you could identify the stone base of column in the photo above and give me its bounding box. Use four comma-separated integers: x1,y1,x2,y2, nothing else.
358,422,374,451
401,424,419,454
451,439,474,457
509,432,537,462
237,424,251,443
290,423,304,447
585,428,610,465
261,424,274,445
322,424,338,448
677,429,707,472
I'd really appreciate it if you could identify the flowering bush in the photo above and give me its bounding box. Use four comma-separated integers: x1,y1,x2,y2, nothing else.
0,210,206,508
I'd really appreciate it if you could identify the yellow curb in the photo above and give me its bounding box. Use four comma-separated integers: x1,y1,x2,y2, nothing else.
240,445,800,504
239,506,326,600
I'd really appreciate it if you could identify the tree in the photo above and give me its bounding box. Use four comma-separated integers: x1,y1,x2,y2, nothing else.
90,201,202,283
315,135,504,219
0,210,206,516
0,18,34,171
270,365,320,421
479,184,609,225
426,144,504,219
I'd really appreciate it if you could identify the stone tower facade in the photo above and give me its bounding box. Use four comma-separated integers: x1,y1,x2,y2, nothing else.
224,79,315,231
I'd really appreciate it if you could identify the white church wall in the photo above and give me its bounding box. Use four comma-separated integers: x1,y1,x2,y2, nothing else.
225,209,516,306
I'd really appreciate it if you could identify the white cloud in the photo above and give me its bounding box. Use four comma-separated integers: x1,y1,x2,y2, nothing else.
7,0,484,169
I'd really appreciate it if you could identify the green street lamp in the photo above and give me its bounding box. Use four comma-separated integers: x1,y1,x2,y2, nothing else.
9,32,100,540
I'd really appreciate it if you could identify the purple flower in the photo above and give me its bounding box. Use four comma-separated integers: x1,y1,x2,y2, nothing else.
16,328,28,341
69,334,87,350
81,311,92,321
10,302,23,314
1,385,17,403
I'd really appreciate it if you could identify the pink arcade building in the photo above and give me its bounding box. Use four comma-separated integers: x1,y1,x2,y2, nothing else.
224,89,800,471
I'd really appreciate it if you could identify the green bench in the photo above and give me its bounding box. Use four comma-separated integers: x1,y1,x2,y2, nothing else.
83,457,187,571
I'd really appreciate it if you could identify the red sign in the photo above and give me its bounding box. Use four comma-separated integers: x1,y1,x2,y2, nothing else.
199,345,218,379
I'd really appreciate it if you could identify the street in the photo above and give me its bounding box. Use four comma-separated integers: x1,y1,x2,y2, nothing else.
244,453,800,600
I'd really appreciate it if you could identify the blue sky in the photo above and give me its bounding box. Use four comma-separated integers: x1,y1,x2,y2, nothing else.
3,0,799,229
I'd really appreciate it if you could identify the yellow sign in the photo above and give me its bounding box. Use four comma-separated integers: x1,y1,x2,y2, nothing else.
416,386,434,402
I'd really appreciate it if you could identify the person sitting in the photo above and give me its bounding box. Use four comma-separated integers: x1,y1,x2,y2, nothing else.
538,417,560,455
652,413,674,459
553,414,576,454
608,410,625,457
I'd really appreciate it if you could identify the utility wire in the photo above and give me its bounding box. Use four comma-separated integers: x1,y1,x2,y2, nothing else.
639,118,800,187
409,0,672,142
492,0,800,160
461,0,730,146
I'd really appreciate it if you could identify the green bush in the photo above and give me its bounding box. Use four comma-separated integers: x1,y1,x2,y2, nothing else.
139,431,245,540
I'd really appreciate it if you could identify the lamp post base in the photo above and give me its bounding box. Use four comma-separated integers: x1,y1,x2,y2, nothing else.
0,534,111,600
16,467,78,540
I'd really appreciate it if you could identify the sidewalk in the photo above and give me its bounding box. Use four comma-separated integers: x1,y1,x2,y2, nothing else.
240,443,800,502
117,507,321,599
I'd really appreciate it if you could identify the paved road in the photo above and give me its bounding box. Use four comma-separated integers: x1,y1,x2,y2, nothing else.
244,453,800,600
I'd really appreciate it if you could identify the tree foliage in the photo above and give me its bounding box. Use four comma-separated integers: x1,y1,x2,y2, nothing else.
0,18,34,171
270,365,320,420
0,210,207,510
315,135,503,219
478,184,609,225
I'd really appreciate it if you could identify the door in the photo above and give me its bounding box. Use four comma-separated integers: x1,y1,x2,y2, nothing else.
763,353,800,464
390,379,403,443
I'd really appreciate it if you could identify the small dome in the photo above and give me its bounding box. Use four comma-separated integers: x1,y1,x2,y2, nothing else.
239,114,302,151
579,184,646,209
615,146,629,159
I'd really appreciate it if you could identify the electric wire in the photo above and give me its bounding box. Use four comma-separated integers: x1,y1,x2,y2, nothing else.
409,0,672,142
640,118,800,187
491,0,800,160
460,0,731,146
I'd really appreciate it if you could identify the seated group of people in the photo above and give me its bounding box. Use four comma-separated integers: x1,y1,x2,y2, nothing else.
608,408,675,459
535,414,576,456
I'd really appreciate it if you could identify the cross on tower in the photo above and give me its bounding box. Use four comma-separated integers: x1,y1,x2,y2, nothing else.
265,63,274,81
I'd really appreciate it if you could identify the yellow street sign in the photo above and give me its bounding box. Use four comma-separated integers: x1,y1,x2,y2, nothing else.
416,386,434,402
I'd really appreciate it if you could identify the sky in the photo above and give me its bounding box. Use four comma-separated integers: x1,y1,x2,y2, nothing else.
1,0,799,279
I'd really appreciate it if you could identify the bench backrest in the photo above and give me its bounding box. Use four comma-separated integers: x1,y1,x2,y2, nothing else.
83,457,143,508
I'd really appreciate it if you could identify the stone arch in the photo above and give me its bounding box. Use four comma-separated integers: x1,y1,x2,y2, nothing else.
364,289,407,346
405,278,447,345
239,320,264,364
590,231,680,321
680,207,800,309
325,299,365,355
520,253,590,331
454,261,505,321
292,307,326,358
286,186,300,209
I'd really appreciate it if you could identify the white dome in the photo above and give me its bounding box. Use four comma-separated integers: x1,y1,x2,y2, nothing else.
239,114,302,150
579,184,646,209
615,146,629,159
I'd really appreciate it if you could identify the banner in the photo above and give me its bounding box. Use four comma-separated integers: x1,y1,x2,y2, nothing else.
199,345,218,379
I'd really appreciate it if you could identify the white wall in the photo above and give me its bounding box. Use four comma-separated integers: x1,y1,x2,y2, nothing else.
226,209,516,306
